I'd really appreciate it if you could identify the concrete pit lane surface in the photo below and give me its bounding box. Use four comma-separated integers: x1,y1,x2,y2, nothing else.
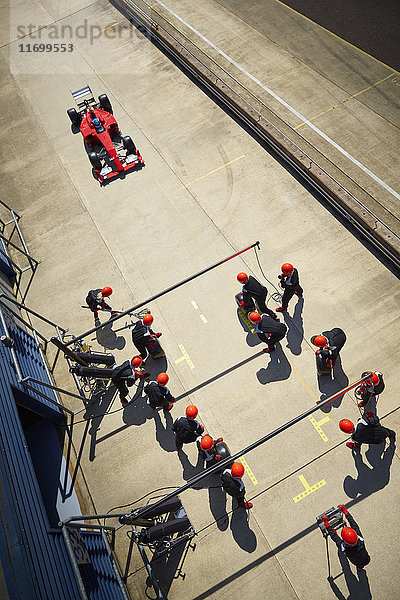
1,0,400,598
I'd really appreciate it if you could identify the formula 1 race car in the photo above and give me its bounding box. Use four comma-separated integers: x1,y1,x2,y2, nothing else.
67,85,144,183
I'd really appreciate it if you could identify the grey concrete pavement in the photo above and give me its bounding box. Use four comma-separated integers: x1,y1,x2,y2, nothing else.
1,0,400,598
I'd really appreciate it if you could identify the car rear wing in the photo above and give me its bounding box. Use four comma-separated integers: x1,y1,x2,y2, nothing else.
71,85,95,110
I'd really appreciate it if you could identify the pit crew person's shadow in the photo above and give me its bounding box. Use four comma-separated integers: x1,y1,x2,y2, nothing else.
230,505,257,553
178,449,207,487
317,357,349,413
85,385,116,462
256,345,291,384
208,485,229,531
153,409,176,452
284,297,304,356
343,441,395,499
121,390,155,427
94,319,126,351
328,548,372,600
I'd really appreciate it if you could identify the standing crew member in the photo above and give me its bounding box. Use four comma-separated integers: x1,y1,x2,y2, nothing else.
220,462,253,509
197,434,224,463
237,272,270,314
131,314,163,360
311,328,347,366
322,505,370,571
249,311,287,353
85,287,117,320
339,414,396,450
172,405,204,450
356,371,384,407
276,263,303,313
144,373,174,412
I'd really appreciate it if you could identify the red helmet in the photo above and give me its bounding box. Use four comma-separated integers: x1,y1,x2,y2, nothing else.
101,286,113,297
231,462,245,478
249,311,261,324
339,419,355,434
365,372,379,386
143,314,154,326
157,372,169,386
237,272,249,284
341,527,358,546
281,263,294,275
313,335,328,348
186,405,198,419
200,435,214,451
131,355,143,368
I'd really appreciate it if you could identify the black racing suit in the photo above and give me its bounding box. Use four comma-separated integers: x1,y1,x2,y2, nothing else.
131,321,154,359
279,268,303,310
86,289,112,315
172,416,204,446
111,360,135,399
352,414,395,447
220,470,246,505
326,512,370,569
255,314,287,349
359,371,385,404
242,276,268,313
311,328,346,363
144,381,174,409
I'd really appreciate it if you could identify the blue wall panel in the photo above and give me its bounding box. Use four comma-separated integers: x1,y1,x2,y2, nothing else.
0,238,15,280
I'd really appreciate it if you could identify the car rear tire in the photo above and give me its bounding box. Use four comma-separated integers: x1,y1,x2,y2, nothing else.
88,152,102,170
67,108,81,126
122,135,136,154
98,94,113,114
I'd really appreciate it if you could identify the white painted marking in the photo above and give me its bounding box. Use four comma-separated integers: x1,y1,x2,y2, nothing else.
154,0,400,201
200,314,208,323
191,300,199,310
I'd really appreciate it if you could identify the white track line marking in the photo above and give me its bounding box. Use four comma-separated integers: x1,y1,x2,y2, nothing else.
191,300,199,310
155,0,400,201
200,314,208,324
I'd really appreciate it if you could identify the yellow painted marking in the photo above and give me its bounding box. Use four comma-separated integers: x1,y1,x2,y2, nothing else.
239,456,258,486
274,0,400,75
174,344,194,369
293,475,326,503
295,73,394,129
240,311,255,333
186,154,245,187
102,21,123,33
308,414,330,443
289,364,330,442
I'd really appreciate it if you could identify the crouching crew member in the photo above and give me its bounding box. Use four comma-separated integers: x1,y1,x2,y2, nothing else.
339,414,396,450
172,405,204,451
144,373,174,412
249,311,287,353
86,286,117,320
197,434,224,463
311,328,347,366
131,314,163,359
356,371,384,407
111,359,138,406
237,272,270,314
221,462,253,509
276,263,303,313
322,505,370,571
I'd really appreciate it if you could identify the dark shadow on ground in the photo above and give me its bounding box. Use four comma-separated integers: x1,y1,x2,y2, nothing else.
147,537,191,597
284,297,304,356
208,485,229,531
91,317,126,350
256,344,292,384
230,504,257,552
153,409,176,452
343,441,395,498
317,356,349,413
327,548,372,599
84,385,116,462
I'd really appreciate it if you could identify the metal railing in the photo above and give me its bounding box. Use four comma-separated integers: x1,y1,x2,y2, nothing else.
0,200,40,301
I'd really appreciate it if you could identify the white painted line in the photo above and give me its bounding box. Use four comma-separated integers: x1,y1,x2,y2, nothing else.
154,0,400,201
200,314,208,323
191,300,199,310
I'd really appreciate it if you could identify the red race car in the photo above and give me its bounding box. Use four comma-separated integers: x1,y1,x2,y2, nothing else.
67,85,144,183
